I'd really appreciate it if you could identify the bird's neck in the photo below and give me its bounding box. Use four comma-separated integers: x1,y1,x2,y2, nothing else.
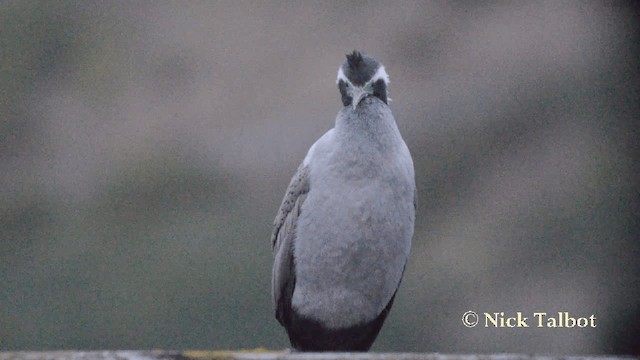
335,103,400,151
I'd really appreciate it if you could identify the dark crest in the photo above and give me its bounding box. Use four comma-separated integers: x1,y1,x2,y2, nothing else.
346,50,365,70
342,50,378,86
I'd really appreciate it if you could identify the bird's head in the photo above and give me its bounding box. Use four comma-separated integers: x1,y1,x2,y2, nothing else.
336,50,389,110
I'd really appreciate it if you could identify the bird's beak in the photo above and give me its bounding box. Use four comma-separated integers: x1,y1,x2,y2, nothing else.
351,87,368,110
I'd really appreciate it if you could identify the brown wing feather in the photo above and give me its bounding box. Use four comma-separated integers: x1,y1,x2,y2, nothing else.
271,164,310,323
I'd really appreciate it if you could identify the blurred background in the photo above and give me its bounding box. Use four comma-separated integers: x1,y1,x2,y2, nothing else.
1,0,638,355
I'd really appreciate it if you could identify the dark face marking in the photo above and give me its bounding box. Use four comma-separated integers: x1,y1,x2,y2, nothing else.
372,79,387,104
338,80,352,107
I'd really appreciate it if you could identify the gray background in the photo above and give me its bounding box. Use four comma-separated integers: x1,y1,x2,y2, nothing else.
1,0,638,355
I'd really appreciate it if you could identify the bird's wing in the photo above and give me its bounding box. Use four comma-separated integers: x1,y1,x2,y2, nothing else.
271,164,310,324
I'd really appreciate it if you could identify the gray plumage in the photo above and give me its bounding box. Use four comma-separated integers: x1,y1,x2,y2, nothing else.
271,50,415,351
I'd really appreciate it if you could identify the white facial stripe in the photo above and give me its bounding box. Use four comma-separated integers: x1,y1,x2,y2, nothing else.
336,67,349,85
336,65,389,87
371,65,389,85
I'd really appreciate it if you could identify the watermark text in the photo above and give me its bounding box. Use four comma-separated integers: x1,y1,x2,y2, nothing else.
462,311,597,328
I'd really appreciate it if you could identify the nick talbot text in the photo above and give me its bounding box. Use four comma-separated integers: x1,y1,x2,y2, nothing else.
484,312,597,328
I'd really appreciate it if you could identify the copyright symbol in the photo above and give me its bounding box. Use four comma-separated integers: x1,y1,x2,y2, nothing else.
462,310,479,327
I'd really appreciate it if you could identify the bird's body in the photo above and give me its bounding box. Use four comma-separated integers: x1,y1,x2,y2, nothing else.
271,51,415,351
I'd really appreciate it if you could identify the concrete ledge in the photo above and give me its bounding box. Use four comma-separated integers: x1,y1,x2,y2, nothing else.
0,351,635,360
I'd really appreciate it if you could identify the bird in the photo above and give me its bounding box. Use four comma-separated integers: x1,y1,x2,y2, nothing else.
271,50,416,351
